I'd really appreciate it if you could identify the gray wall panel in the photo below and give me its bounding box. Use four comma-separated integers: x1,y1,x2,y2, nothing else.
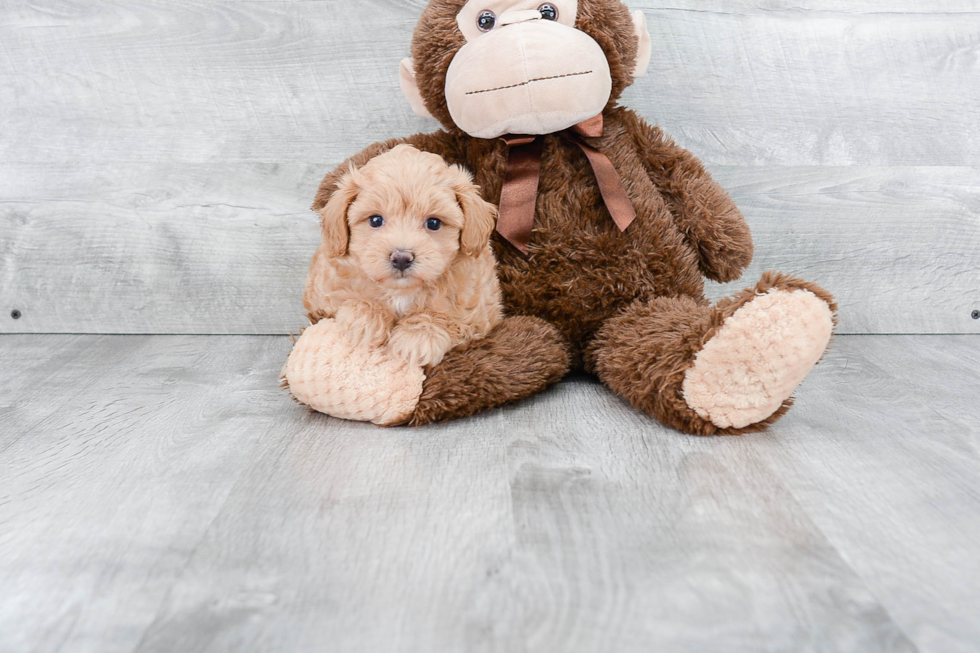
1,1,977,334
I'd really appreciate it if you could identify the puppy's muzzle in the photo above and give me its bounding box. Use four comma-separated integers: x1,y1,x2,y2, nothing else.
390,249,415,272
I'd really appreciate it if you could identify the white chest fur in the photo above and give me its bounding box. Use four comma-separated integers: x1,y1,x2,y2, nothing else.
387,293,417,318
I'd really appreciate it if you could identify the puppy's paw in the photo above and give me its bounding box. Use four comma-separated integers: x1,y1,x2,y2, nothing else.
334,302,392,348
387,320,453,368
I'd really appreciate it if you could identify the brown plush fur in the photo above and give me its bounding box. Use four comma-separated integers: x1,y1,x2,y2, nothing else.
587,272,837,435
408,315,571,426
308,0,833,432
312,110,752,369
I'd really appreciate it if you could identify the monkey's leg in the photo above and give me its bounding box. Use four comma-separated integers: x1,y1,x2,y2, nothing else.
587,273,836,435
408,315,571,425
283,315,569,426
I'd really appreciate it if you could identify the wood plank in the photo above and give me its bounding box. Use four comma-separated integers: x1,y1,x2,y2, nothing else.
132,414,918,652
0,1,977,166
0,162,322,336
704,166,980,334
2,163,977,335
0,0,431,165
759,335,980,653
625,6,980,166
2,334,979,651
0,336,907,653
635,0,980,13
0,334,296,653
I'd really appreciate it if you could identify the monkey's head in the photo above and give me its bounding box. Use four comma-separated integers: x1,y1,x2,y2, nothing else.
400,0,652,139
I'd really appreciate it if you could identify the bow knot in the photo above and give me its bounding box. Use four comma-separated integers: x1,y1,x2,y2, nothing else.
496,114,636,254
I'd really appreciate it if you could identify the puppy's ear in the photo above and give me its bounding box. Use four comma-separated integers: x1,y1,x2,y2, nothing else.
452,168,497,257
318,166,361,257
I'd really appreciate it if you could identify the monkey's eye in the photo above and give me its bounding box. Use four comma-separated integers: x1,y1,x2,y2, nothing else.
477,10,496,31
368,215,385,228
424,217,443,231
538,3,558,20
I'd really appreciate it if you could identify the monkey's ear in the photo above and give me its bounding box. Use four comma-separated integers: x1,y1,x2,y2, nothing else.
400,58,434,119
631,11,652,78
452,169,497,257
317,167,361,258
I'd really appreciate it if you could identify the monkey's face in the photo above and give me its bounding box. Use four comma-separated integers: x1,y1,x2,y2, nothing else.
447,1,609,138
403,0,651,139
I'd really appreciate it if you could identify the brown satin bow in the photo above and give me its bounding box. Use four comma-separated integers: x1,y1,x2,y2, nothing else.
496,114,636,255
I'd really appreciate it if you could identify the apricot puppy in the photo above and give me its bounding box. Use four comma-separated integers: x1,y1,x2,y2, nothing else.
304,144,502,368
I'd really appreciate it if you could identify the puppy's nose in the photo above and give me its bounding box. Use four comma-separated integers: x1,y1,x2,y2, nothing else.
390,249,415,272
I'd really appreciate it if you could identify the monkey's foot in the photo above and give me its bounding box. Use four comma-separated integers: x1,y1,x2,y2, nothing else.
282,319,424,426
681,284,834,430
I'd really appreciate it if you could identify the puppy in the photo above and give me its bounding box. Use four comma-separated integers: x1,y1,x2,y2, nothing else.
303,144,502,368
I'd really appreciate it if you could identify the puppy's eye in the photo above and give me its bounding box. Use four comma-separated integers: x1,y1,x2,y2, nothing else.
368,215,384,228
477,10,496,31
538,3,558,20
424,217,443,231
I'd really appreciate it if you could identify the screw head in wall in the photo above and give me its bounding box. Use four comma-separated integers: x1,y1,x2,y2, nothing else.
973,310,980,320
11,309,21,320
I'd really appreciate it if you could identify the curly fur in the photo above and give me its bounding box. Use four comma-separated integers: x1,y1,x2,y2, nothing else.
305,144,502,368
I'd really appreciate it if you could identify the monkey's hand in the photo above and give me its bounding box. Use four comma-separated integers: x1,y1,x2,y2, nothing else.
625,110,753,283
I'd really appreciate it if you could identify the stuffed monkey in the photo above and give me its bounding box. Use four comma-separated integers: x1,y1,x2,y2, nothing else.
283,0,836,434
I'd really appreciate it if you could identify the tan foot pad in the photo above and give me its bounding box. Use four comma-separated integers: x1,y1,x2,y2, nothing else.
682,289,834,429
283,319,424,426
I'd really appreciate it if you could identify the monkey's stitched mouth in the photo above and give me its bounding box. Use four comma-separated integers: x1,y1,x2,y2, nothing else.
465,70,594,96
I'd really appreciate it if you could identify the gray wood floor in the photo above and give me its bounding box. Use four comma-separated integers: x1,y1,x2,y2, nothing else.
2,334,978,652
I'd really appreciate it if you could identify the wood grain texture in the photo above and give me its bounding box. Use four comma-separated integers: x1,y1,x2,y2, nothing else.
0,162,322,335
636,1,980,10
0,0,978,167
2,163,977,335
0,335,298,653
2,333,979,651
761,335,980,653
2,1,978,334
704,166,980,334
627,5,980,167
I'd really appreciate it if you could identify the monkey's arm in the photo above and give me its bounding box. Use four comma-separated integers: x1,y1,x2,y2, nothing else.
621,110,753,283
